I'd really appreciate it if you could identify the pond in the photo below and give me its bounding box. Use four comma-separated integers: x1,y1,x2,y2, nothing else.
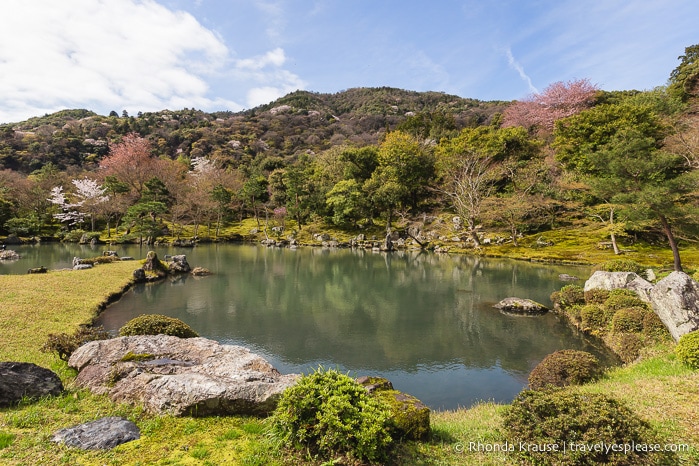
2,242,615,410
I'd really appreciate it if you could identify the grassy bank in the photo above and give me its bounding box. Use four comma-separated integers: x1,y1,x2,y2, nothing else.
1,254,698,465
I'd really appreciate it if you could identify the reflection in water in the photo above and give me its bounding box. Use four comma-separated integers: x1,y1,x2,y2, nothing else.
1,242,615,409
88,244,615,410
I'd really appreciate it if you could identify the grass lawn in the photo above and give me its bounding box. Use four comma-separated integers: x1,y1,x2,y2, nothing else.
1,249,698,465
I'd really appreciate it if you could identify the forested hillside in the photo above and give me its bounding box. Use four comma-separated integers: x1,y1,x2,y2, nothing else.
1,46,698,271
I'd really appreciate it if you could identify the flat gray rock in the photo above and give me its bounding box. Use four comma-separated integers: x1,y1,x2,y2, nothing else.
68,335,299,416
494,297,548,315
52,417,140,450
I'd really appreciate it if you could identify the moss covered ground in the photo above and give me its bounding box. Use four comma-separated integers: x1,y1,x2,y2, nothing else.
1,236,698,464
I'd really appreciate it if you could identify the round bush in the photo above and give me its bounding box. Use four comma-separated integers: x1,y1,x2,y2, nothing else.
269,368,393,462
551,285,584,309
119,314,199,338
675,331,699,369
528,350,603,390
584,288,610,304
579,304,611,331
504,390,675,465
611,307,645,334
610,332,643,363
642,312,669,339
604,289,647,311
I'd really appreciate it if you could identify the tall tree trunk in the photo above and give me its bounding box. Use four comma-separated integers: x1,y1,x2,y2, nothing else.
658,214,683,271
467,216,481,247
609,207,620,255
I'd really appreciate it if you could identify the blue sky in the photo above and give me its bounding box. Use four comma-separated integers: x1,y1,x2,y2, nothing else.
1,0,697,123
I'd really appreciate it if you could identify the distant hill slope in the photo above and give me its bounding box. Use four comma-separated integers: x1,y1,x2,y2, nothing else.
0,87,508,173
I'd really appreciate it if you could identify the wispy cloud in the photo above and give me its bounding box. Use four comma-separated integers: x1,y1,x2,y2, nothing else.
505,47,539,95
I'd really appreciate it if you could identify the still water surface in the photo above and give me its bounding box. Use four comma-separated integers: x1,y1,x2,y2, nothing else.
3,243,615,410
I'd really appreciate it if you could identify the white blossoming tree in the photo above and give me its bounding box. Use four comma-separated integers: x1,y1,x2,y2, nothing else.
48,179,109,232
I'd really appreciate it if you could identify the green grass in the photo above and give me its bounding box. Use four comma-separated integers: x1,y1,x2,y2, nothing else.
1,247,698,465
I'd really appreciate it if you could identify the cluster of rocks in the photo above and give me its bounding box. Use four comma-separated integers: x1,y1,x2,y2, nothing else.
132,252,210,282
0,249,20,261
584,270,699,341
0,362,137,450
493,270,699,341
1,332,432,451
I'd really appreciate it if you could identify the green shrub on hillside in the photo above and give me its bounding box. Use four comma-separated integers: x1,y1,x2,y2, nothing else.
642,312,670,339
119,314,198,338
41,325,111,361
550,284,585,308
675,331,699,369
604,289,648,311
528,350,603,390
583,288,610,304
580,304,611,331
504,390,676,465
611,307,645,333
610,332,644,363
593,259,647,279
269,368,393,463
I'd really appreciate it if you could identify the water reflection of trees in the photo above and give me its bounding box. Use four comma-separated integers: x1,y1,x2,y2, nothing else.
99,245,613,373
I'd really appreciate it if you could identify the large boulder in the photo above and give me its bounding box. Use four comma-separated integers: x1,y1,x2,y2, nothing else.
649,272,699,341
0,362,63,406
583,271,653,302
68,335,299,416
494,297,548,315
51,417,140,450
168,254,191,273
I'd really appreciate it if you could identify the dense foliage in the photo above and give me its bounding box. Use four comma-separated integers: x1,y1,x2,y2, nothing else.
1,46,698,270
118,314,199,338
268,368,393,462
675,331,699,369
552,286,672,363
504,390,677,465
528,349,603,390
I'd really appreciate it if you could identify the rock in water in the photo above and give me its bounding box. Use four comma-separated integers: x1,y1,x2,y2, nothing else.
52,417,140,450
68,335,299,416
494,297,548,315
168,254,191,273
0,362,63,406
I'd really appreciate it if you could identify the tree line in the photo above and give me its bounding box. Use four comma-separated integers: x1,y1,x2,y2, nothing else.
1,45,698,270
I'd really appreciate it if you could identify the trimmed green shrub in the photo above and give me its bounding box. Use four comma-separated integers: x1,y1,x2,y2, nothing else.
119,314,199,338
611,307,645,334
504,390,676,465
41,325,111,361
610,332,644,363
593,259,647,279
269,368,393,462
584,288,610,304
528,350,603,390
604,289,647,312
642,312,669,339
564,304,583,324
675,331,699,369
550,284,585,309
579,304,610,331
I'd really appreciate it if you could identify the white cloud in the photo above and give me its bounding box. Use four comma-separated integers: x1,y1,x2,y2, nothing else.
0,0,240,123
236,48,286,70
